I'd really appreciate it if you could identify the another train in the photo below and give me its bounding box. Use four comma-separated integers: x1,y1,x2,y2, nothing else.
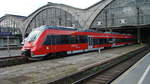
21,25,136,60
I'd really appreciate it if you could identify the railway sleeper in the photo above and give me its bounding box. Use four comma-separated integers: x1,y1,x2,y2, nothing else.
85,82,99,84
89,79,107,84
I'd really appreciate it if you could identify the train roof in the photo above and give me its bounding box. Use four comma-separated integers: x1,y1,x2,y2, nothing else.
34,25,133,36
80,29,103,33
37,25,79,31
37,25,104,33
104,32,120,34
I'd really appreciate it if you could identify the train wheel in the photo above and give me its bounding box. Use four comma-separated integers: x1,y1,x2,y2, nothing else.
44,52,67,60
57,52,67,57
27,56,44,61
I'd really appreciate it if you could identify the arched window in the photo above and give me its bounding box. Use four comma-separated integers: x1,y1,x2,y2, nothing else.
26,8,79,34
90,0,150,29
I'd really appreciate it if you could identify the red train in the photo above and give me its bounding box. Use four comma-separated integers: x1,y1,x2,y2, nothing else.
21,25,136,60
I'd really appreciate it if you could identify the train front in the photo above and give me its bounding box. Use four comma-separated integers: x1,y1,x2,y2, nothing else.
21,28,43,59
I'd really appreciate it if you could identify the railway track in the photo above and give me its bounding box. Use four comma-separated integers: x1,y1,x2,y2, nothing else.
73,48,149,84
49,46,149,84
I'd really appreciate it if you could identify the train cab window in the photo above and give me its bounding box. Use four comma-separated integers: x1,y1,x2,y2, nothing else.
27,30,41,42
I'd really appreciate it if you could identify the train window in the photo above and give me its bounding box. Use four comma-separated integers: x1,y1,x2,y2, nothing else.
54,35,61,44
43,35,89,45
100,39,103,44
43,35,70,45
43,35,52,45
92,38,107,45
78,36,87,43
54,35,73,45
70,35,78,44
103,39,106,44
108,38,116,43
68,35,88,44
114,38,135,43
42,35,59,45
60,35,70,44
101,39,107,44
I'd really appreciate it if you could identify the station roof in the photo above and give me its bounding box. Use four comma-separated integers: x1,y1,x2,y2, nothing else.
0,14,27,22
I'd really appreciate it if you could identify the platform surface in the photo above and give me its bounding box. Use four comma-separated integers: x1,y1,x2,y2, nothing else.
0,49,21,58
0,45,145,84
111,49,150,84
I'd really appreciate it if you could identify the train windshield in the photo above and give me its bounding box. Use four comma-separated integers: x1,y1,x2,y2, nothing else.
27,30,42,42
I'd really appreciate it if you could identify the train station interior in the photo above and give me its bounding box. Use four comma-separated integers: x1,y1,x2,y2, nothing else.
0,0,150,84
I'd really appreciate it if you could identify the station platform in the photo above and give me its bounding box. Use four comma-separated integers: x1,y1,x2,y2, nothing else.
0,44,145,84
0,49,21,58
111,50,150,84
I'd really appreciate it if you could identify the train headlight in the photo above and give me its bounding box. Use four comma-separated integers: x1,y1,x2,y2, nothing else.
31,52,34,56
32,42,35,46
46,46,49,50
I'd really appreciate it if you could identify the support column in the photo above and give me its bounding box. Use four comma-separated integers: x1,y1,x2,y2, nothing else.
136,6,141,44
137,27,141,43
105,10,108,32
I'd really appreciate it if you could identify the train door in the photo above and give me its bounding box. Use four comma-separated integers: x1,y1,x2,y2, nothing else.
88,36,93,49
51,35,57,51
46,35,56,52
43,35,56,51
